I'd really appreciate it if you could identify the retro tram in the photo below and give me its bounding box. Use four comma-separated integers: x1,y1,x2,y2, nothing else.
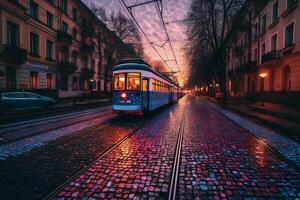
112,59,182,114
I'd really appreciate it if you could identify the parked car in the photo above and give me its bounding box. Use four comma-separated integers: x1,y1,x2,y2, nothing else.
0,92,56,112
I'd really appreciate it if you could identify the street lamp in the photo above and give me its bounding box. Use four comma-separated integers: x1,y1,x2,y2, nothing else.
259,73,268,107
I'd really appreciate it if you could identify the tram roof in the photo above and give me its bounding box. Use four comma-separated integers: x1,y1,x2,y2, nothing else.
114,63,175,85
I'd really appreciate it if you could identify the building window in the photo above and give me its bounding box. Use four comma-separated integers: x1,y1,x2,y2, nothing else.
72,8,77,22
30,71,38,89
62,21,68,33
287,0,296,9
47,73,53,89
72,77,78,91
72,28,77,40
253,48,258,62
271,34,277,51
71,53,77,65
30,1,39,19
285,22,294,48
261,43,266,57
30,32,39,56
61,0,67,13
261,14,267,33
83,58,88,68
47,12,53,28
61,75,68,90
46,40,53,59
272,1,278,23
7,21,20,47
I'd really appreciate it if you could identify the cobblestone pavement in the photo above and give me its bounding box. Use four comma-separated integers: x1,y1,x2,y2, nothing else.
208,101,300,168
1,95,299,199
0,113,150,199
51,98,187,199
178,96,300,199
0,106,112,145
0,110,114,160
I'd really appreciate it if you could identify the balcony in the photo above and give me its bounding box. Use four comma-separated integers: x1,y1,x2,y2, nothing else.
57,31,72,45
80,43,94,54
0,44,28,64
261,51,281,64
56,61,77,74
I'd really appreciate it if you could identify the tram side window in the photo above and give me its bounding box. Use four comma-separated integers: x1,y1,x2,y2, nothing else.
127,73,140,90
114,73,125,90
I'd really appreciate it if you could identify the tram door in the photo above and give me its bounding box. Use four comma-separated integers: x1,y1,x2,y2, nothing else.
142,78,149,111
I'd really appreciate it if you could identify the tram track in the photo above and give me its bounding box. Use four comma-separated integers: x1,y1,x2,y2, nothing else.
168,102,186,200
43,114,154,200
42,99,188,200
0,102,112,125
0,106,113,145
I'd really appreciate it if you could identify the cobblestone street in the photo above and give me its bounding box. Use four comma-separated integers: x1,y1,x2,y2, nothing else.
0,96,299,199
46,95,299,200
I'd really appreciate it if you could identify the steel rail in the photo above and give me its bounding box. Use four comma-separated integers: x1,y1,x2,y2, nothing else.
0,109,113,146
168,101,187,200
0,106,112,133
43,114,154,200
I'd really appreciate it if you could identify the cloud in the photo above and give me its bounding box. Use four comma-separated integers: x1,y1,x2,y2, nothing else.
84,0,191,84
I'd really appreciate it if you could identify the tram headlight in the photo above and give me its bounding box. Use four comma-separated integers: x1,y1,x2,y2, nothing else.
121,92,127,99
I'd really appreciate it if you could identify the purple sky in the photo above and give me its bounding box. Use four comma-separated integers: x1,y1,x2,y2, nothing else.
84,0,191,85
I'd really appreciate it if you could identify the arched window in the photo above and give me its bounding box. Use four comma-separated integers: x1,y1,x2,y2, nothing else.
282,65,291,92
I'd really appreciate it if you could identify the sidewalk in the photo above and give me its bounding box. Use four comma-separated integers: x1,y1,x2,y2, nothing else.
0,96,112,124
209,96,300,143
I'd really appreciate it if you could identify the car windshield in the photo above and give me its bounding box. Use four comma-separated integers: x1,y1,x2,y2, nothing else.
126,73,140,91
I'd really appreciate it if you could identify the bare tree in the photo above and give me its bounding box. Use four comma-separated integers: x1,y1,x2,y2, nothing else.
89,5,143,92
150,60,167,73
186,0,244,99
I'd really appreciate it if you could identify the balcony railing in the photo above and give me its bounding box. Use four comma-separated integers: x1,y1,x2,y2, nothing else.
80,43,94,54
57,31,72,45
56,61,77,74
0,44,28,64
261,50,281,64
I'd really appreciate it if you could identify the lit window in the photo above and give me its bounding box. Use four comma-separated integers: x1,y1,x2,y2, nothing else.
114,73,125,90
30,71,38,89
46,73,53,89
126,73,140,90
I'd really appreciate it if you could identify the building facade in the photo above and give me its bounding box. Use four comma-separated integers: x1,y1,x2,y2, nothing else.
0,0,125,98
227,0,300,102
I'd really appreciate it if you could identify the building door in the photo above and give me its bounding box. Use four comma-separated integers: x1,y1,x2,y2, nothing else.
6,67,16,89
282,66,291,92
142,78,149,111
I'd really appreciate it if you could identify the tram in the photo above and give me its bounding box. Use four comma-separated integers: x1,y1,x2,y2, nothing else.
112,59,182,114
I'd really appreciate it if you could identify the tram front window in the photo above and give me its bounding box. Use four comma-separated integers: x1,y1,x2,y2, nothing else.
114,73,125,90
127,73,140,90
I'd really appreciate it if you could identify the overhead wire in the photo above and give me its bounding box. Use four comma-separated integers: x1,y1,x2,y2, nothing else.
119,0,175,74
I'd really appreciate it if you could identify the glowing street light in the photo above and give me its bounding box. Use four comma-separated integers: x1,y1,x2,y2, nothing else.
259,73,268,107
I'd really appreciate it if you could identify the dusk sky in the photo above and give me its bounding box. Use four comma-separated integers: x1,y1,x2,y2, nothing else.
83,0,191,86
